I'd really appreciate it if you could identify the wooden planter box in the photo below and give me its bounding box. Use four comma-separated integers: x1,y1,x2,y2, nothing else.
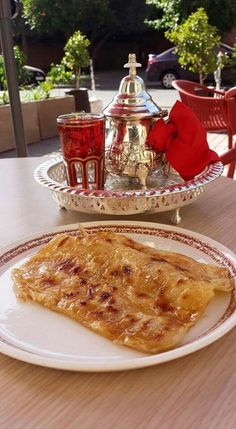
0,96,75,153
37,96,75,140
0,95,103,153
0,102,39,152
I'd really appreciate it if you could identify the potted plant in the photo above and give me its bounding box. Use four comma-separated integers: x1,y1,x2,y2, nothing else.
0,45,75,151
166,8,229,85
47,30,91,112
0,38,102,153
63,31,91,112
63,30,90,89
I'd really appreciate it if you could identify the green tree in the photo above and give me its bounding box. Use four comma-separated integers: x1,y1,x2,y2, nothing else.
145,0,182,30
166,8,228,84
146,0,236,34
21,0,112,38
21,0,153,64
62,31,90,88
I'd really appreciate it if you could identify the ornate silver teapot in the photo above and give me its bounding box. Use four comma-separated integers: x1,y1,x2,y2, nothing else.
103,53,168,188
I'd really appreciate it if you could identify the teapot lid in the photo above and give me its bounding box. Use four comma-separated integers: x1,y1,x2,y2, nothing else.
103,53,165,119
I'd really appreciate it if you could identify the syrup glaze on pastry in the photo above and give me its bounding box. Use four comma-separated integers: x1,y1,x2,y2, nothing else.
12,231,232,354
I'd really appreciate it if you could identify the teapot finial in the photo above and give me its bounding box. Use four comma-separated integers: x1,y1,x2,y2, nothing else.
123,53,142,77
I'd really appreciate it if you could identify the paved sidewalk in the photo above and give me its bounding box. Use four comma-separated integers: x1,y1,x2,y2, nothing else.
0,136,60,159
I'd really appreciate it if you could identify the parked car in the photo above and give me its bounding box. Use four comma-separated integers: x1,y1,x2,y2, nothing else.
23,65,46,85
0,64,45,90
146,43,236,88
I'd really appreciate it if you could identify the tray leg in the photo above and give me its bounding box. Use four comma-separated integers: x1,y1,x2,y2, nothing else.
58,204,67,210
171,208,181,225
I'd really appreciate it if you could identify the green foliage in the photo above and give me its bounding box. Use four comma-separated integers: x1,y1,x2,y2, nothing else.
63,31,90,88
21,0,152,37
109,0,152,34
13,46,29,85
145,0,181,30
25,80,53,100
166,8,229,84
37,80,54,98
46,31,90,88
145,0,236,33
21,0,154,67
0,82,53,106
20,82,52,101
232,44,236,62
0,46,29,89
29,87,44,100
47,63,74,85
0,91,9,105
0,55,7,90
21,0,113,37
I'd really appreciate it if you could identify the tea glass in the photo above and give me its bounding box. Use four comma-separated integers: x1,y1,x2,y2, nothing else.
57,112,105,189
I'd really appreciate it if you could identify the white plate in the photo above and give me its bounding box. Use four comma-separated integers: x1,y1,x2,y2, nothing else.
0,221,235,372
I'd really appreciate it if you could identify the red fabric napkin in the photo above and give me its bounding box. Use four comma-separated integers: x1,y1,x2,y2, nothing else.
147,100,220,181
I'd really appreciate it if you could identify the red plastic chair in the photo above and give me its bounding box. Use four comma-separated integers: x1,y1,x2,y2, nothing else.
172,80,236,149
220,145,236,178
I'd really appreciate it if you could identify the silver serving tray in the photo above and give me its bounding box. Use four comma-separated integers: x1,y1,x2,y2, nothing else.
34,157,223,224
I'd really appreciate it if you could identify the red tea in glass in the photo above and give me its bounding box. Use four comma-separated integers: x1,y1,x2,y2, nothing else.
57,113,105,189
